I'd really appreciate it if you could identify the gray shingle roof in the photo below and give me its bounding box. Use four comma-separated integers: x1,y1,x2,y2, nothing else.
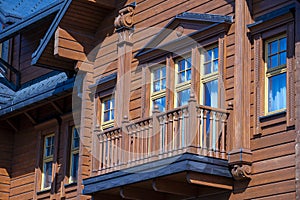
0,72,74,116
0,0,61,24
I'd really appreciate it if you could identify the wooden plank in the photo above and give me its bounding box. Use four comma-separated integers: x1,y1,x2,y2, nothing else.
251,130,296,150
252,154,295,174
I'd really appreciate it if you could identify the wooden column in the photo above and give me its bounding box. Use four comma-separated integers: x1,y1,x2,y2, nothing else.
114,3,136,126
295,2,300,199
228,0,252,180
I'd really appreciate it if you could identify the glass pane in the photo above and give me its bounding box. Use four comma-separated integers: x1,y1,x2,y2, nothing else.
70,153,79,182
269,40,278,55
161,78,166,90
178,71,185,83
111,109,114,120
111,98,115,108
153,96,166,112
104,100,110,110
104,111,110,122
178,89,190,106
186,69,191,81
205,50,212,62
204,63,211,75
279,37,287,51
154,68,160,80
153,81,161,92
268,55,278,68
43,161,52,189
178,60,185,71
73,129,79,149
268,73,286,112
279,52,286,65
204,79,218,108
213,60,218,72
186,57,191,69
213,47,218,59
162,66,166,78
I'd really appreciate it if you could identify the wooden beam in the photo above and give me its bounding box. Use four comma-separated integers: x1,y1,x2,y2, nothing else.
152,178,198,197
120,186,166,200
6,119,18,132
24,112,37,125
50,101,64,115
88,0,116,10
186,172,233,190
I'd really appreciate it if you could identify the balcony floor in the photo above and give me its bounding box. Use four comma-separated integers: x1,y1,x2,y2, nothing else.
83,153,233,199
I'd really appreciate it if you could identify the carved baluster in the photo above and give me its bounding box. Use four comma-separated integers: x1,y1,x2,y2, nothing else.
203,109,208,155
214,112,220,158
173,111,179,151
98,134,104,172
221,113,226,159
209,111,214,156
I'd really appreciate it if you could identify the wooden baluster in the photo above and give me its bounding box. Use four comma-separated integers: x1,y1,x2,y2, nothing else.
159,115,165,155
178,110,183,150
148,119,152,158
107,133,112,170
221,113,226,159
152,106,160,160
215,112,220,158
103,134,107,172
198,108,203,154
135,124,140,162
122,116,130,166
168,113,174,155
203,110,207,155
209,111,214,157
184,108,189,149
173,111,179,151
99,134,104,172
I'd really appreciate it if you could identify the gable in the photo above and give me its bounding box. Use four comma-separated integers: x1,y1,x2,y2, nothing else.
135,12,233,61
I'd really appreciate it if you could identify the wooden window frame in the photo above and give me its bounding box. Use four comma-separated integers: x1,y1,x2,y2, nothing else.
200,44,221,107
100,95,115,130
69,126,79,183
264,35,287,115
174,54,192,107
251,14,295,134
41,133,55,190
150,64,167,113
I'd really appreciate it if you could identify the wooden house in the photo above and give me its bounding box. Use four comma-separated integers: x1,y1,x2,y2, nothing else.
0,0,299,199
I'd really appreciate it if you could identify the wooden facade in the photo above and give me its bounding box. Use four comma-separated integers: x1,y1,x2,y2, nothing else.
0,0,300,199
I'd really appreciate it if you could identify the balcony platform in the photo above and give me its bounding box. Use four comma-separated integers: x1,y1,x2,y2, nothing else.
83,153,232,199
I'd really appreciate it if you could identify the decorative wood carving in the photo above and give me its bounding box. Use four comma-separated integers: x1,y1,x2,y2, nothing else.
114,3,136,30
231,164,251,181
253,34,262,136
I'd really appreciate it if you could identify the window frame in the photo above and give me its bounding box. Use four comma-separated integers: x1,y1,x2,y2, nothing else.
200,44,220,107
150,64,167,112
174,54,192,107
69,126,79,183
41,133,55,190
264,35,287,115
250,12,295,135
101,95,115,130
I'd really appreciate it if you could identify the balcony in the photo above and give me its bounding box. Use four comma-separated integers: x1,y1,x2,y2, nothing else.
84,96,233,199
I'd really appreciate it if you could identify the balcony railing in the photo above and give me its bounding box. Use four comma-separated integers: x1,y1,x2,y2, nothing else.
92,96,231,175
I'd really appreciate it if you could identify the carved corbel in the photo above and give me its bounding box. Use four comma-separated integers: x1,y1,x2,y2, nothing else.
231,164,251,181
114,3,136,30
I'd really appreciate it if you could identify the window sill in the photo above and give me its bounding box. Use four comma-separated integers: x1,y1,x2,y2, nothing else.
64,181,77,188
37,188,51,195
259,110,286,122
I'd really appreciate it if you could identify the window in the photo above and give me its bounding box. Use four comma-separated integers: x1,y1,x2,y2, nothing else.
265,35,287,113
175,56,191,107
151,65,166,112
69,126,79,183
42,134,54,190
101,96,115,129
201,46,219,107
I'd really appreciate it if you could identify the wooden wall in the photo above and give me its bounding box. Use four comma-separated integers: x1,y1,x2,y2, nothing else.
0,126,13,200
